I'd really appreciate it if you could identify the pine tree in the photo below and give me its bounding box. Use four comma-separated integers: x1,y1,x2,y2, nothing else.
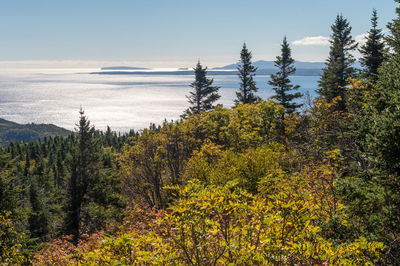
184,61,220,116
64,109,101,244
235,43,259,105
359,9,386,82
269,36,303,114
318,15,357,109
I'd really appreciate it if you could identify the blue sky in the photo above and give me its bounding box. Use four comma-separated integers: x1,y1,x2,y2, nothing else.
0,0,397,68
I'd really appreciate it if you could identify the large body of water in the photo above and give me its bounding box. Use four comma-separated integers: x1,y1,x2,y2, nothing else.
0,69,320,132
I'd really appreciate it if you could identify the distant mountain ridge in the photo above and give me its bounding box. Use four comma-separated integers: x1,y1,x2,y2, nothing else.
93,60,362,77
214,60,362,70
93,69,323,76
101,66,149,70
0,118,71,145
213,60,327,70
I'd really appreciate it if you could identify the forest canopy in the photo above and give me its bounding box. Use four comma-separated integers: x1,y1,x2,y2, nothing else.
2,2,400,265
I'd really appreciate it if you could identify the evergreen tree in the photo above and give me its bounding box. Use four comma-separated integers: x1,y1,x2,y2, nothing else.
235,43,259,105
28,177,49,241
64,109,102,244
387,0,400,54
318,15,357,109
359,9,386,82
184,61,220,116
269,36,303,114
0,152,18,213
358,56,400,263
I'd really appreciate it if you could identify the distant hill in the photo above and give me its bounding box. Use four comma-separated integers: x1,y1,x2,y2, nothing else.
93,69,323,76
213,60,326,70
101,66,149,70
93,60,332,76
213,60,361,71
0,118,71,145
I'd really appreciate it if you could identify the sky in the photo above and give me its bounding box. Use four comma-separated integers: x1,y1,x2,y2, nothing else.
0,0,398,68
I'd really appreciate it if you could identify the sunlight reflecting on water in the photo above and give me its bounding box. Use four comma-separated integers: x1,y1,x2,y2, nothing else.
0,69,319,132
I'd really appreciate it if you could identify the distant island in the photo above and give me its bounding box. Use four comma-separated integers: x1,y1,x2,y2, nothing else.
0,118,71,145
212,60,327,70
101,66,149,70
92,68,323,76
213,60,361,70
92,60,365,77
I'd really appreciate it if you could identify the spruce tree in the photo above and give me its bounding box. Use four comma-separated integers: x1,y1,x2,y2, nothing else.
184,61,220,116
64,109,101,244
28,177,49,241
269,36,303,114
235,43,259,105
387,0,400,54
0,152,18,213
318,15,357,109
359,9,386,82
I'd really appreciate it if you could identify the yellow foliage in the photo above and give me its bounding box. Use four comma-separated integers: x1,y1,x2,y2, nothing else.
33,99,386,264
0,212,26,265
54,181,384,265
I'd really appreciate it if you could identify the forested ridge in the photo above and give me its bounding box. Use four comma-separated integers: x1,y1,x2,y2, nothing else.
2,2,400,265
0,118,71,145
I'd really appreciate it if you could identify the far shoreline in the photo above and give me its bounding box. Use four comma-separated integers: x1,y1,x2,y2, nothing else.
90,69,323,77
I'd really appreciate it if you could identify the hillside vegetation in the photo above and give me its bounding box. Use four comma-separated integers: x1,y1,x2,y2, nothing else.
2,2,400,265
0,118,70,145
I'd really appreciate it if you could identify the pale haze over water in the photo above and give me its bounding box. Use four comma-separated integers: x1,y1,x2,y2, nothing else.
0,68,319,132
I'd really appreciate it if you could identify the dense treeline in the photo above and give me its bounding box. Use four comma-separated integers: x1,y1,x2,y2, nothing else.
2,2,400,265
0,120,137,262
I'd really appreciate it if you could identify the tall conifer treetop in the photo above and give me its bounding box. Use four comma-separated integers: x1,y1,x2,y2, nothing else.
359,9,386,82
269,36,303,114
65,109,102,244
184,61,220,117
318,14,357,109
387,0,400,54
235,43,259,105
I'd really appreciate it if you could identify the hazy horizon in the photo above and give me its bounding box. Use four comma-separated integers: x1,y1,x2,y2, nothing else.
0,58,354,70
0,0,397,68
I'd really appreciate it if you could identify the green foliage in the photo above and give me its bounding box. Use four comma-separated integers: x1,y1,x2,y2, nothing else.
269,36,303,115
34,180,384,265
0,117,71,145
386,0,400,54
359,9,386,82
0,212,27,265
64,110,103,242
0,153,18,213
0,112,131,263
352,57,400,259
64,110,125,243
195,101,284,151
10,4,400,264
118,101,284,209
235,43,259,105
184,61,221,116
318,15,357,109
184,142,294,194
28,176,50,242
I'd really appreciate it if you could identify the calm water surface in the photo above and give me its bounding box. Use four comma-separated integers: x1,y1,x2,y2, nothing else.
0,68,320,132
